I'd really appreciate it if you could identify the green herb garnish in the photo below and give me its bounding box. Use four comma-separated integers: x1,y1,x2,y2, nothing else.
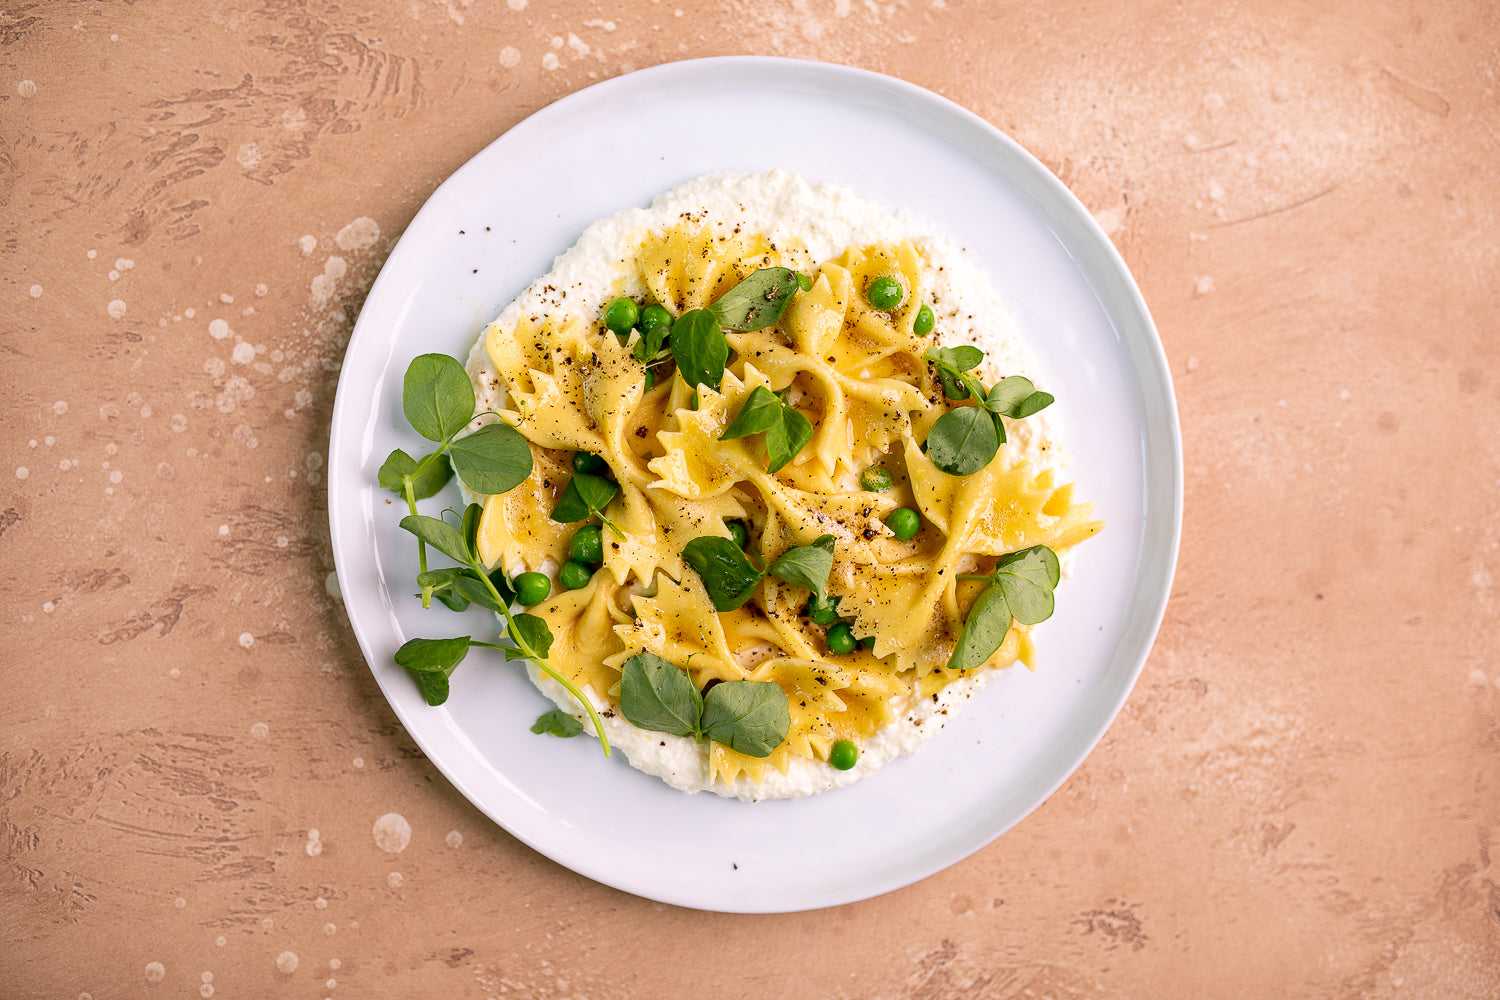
708,266,800,332
530,709,584,738
667,309,727,393
719,385,814,473
663,268,803,394
681,533,836,612
382,354,609,753
391,501,607,747
679,536,765,612
765,533,836,601
922,346,1054,476
948,545,1060,672
379,353,532,607
550,472,624,539
618,652,790,758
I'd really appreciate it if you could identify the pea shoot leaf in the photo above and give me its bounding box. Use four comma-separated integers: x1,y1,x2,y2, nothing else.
378,448,416,493
1013,389,1054,419
399,514,472,564
448,422,533,496
765,404,812,473
924,348,1054,475
700,681,791,758
417,567,473,612
681,536,765,612
508,613,554,660
720,386,813,473
767,534,836,602
619,652,703,738
530,710,584,738
984,376,1054,421
379,448,455,500
461,501,482,554
414,670,452,706
551,473,618,524
993,545,1060,625
709,267,800,332
403,353,476,443
925,406,1000,476
948,584,1013,673
631,318,670,364
455,574,504,613
927,345,984,372
669,309,728,393
394,635,473,673
947,545,1061,672
719,385,782,440
984,376,1036,416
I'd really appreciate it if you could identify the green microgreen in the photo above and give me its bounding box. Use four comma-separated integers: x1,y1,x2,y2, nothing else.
550,472,623,538
531,709,585,738
948,545,1060,672
681,533,836,612
766,533,836,603
380,353,533,606
708,266,800,332
618,651,790,758
631,312,672,365
922,346,1054,476
667,309,726,394
680,536,765,612
719,385,814,473
663,268,804,394
382,354,608,751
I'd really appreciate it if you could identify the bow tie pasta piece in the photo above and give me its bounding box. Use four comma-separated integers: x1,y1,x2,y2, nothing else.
636,223,794,315
828,241,930,359
610,572,745,688
903,434,1102,557
476,446,573,575
527,573,633,700
724,333,929,481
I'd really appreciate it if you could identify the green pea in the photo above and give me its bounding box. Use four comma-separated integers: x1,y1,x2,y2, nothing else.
887,507,921,540
568,525,604,565
558,560,593,591
514,571,551,607
828,739,859,771
726,519,748,548
859,466,893,492
865,276,903,310
808,594,840,626
827,623,856,655
859,636,875,650
603,297,640,336
796,272,813,292
639,303,673,338
571,451,610,476
913,303,935,335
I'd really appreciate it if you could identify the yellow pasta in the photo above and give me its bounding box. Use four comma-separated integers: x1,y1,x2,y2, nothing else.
472,220,1101,785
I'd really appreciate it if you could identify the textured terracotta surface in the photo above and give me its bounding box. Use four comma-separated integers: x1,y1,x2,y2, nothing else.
4,2,1499,997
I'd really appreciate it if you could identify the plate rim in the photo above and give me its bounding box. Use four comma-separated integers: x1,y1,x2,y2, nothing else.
327,55,1182,912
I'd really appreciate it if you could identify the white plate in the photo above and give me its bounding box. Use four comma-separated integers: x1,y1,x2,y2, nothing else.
328,57,1180,913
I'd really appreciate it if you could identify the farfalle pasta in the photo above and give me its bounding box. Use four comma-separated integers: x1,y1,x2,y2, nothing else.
462,172,1099,799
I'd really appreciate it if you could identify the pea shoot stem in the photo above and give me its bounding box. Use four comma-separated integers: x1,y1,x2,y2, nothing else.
463,550,612,755
399,409,513,609
401,479,432,607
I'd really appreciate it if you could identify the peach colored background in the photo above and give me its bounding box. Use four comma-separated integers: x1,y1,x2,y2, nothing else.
4,2,1499,997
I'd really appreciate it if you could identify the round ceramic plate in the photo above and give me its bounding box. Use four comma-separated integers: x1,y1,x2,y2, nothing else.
328,57,1180,913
